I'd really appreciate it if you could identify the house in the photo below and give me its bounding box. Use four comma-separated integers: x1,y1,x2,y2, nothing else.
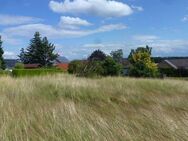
122,58,132,75
158,59,188,77
158,59,188,70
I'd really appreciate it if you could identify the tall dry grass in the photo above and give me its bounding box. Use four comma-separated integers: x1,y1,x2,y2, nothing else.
0,74,188,141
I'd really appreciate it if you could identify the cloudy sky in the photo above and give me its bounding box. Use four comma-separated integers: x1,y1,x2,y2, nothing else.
0,0,188,59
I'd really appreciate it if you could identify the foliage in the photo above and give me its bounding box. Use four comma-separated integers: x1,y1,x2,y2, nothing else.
128,46,159,77
110,49,123,63
88,49,106,61
0,36,6,70
102,56,123,76
12,69,64,77
68,60,85,74
14,63,25,69
160,68,188,77
82,61,104,77
19,32,58,67
69,50,123,77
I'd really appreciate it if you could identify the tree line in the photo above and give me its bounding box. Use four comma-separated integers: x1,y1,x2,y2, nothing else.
0,32,158,77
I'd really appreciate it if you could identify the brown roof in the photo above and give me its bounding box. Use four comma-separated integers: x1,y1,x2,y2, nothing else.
24,64,41,69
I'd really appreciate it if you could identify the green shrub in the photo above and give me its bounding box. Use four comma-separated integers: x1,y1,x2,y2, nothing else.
102,57,123,76
14,63,24,69
81,61,104,77
12,69,64,77
68,60,85,74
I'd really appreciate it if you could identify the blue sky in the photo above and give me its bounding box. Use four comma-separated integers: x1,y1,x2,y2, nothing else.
0,0,188,60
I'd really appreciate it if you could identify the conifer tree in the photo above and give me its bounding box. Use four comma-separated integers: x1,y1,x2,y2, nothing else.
0,36,6,70
19,32,58,67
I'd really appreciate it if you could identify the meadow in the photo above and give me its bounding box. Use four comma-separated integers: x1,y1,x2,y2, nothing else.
0,74,188,141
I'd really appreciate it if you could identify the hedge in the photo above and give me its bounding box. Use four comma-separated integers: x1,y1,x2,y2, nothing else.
160,68,188,77
12,69,64,77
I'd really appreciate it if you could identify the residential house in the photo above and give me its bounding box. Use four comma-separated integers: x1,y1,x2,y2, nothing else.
158,59,188,77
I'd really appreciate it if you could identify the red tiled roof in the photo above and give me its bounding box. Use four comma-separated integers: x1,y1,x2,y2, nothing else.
56,63,69,71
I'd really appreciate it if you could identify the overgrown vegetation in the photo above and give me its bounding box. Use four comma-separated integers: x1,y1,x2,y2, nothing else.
0,74,187,140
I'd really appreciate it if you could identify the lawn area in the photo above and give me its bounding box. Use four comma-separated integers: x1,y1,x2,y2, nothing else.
0,74,188,141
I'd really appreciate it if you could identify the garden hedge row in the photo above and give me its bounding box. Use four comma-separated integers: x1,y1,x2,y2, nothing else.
12,69,64,77
160,68,188,77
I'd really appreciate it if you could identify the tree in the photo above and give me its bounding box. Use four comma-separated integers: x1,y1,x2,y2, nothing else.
88,50,106,61
128,46,158,77
83,61,104,77
102,56,123,76
18,48,26,63
19,32,58,67
110,49,123,63
0,36,6,70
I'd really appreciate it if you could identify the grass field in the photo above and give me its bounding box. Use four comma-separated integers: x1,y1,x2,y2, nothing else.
0,74,188,141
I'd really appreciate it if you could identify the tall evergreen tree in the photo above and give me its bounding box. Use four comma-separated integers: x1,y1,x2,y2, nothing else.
18,48,26,63
0,36,6,70
20,32,58,67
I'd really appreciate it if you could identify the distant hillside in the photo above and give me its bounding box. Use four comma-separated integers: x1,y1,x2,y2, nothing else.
57,56,69,63
4,59,19,69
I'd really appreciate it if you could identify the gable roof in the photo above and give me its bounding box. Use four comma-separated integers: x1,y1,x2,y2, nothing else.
159,59,188,69
165,59,188,69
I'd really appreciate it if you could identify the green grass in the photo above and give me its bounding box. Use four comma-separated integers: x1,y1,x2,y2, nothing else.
0,74,188,141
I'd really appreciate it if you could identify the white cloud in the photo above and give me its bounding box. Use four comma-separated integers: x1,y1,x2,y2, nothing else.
0,14,42,26
3,23,126,39
59,16,92,29
3,51,17,59
49,0,133,17
133,35,159,43
131,5,144,12
182,15,188,22
0,32,23,45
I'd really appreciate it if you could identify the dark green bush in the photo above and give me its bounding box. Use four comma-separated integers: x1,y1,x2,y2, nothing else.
102,57,123,76
160,68,188,77
12,69,64,77
68,60,85,74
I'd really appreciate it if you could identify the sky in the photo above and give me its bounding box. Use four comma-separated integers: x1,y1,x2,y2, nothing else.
0,0,188,60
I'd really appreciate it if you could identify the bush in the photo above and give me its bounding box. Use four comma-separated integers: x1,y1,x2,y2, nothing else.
160,68,188,77
68,60,85,75
14,63,24,69
102,57,123,76
81,61,104,77
12,69,64,77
